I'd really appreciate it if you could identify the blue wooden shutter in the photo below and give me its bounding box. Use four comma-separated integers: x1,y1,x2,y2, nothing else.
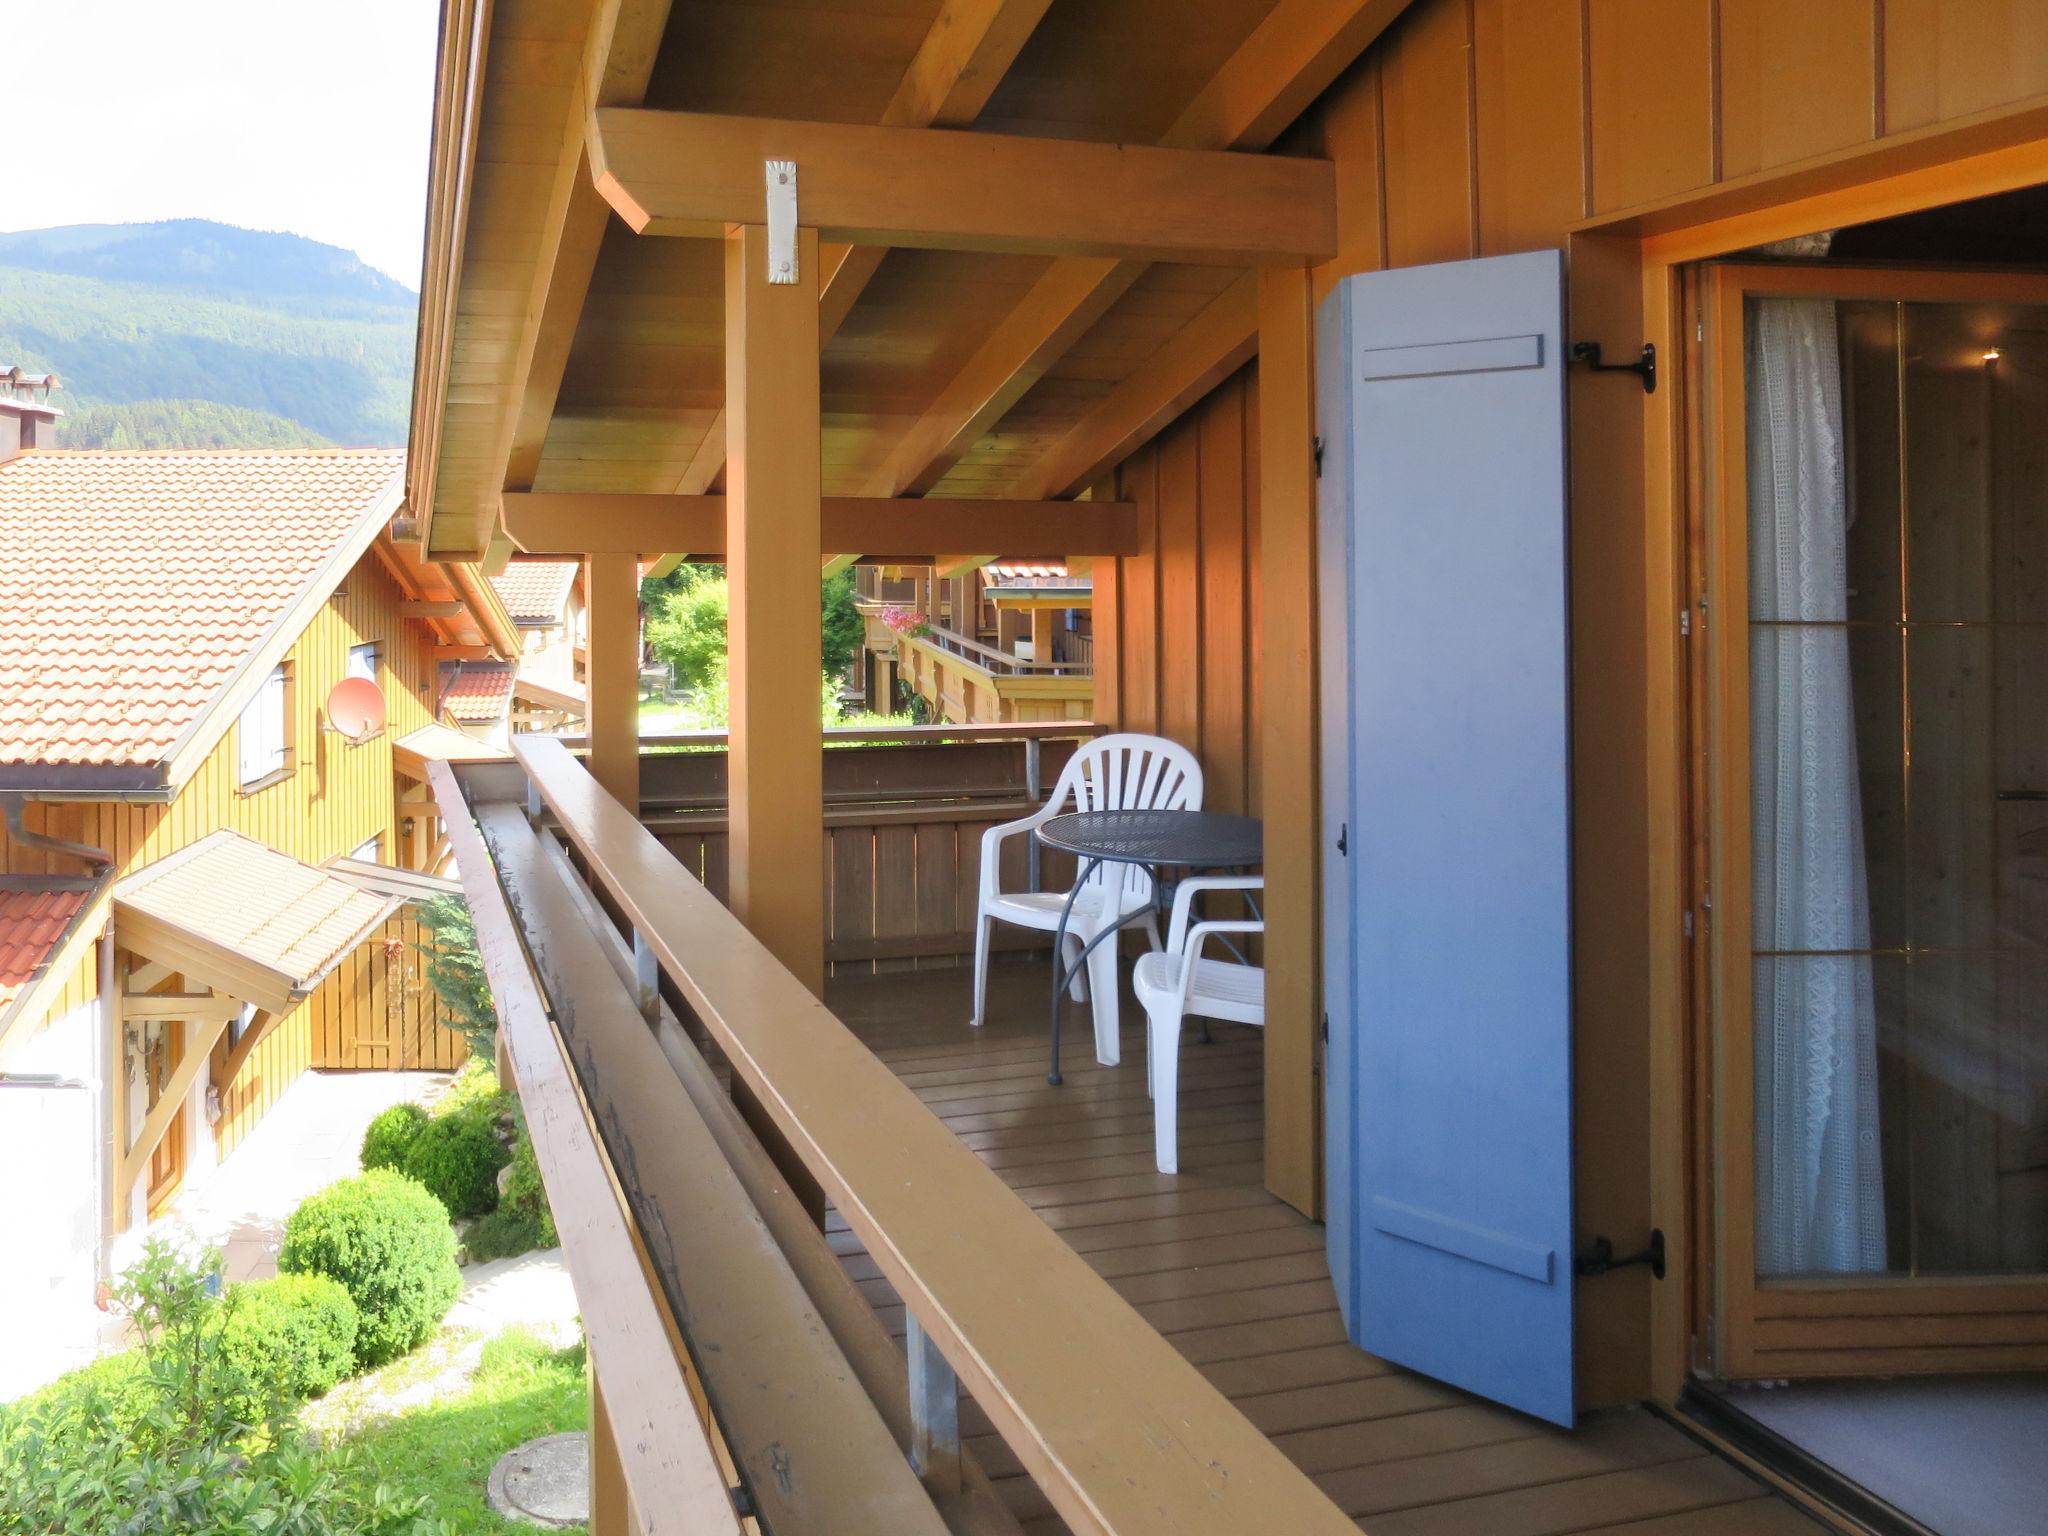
1316,250,1575,1426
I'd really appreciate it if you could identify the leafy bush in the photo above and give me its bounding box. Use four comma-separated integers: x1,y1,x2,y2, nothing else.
403,1110,509,1220
415,894,495,1064
430,1057,504,1120
219,1273,359,1412
280,1171,460,1368
502,1119,558,1249
360,1100,429,1172
0,1241,432,1535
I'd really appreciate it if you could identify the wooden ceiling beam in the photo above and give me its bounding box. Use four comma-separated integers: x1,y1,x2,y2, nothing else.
677,0,1054,504
819,0,1054,336
503,493,1141,561
588,108,1336,265
864,0,1411,499
1007,273,1259,500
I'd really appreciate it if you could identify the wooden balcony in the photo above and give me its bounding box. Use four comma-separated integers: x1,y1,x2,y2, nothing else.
890,626,1092,726
430,731,1810,1536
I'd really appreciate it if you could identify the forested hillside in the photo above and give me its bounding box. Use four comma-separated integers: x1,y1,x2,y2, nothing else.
0,222,415,448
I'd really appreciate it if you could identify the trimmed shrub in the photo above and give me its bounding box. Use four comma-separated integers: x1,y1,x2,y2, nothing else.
218,1273,359,1409
8,1348,152,1437
279,1171,460,1367
360,1101,428,1172
404,1108,510,1219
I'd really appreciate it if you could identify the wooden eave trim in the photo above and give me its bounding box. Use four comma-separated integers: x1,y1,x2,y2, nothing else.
503,492,1141,559
406,0,491,555
444,559,522,659
159,468,407,794
587,108,1337,265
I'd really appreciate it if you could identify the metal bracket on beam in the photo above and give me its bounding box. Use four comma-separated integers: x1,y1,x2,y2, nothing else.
765,160,798,284
905,1313,961,1495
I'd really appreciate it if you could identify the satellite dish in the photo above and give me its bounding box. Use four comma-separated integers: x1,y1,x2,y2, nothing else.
325,676,388,743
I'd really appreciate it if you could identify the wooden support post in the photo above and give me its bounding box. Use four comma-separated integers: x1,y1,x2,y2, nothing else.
585,553,641,813
1028,605,1055,663
588,1371,639,1536
1257,265,1320,1218
724,222,824,994
116,1010,234,1207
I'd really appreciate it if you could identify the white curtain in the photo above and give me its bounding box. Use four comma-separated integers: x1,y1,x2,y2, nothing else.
1747,297,1888,1276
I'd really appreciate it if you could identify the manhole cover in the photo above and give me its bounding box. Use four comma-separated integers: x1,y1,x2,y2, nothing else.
488,1432,590,1528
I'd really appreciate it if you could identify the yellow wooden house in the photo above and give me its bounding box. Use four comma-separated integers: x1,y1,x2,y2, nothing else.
410,3,2048,1533
0,443,517,1395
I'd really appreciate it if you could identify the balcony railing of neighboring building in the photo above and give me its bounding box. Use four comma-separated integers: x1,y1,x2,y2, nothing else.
434,730,1359,1536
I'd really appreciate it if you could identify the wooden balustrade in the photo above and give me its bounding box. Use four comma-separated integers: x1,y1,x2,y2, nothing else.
438,735,1359,1536
537,725,1098,973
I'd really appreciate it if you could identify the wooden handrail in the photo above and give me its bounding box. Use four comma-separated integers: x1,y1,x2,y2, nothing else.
907,624,1088,677
429,761,745,1534
554,720,1102,750
503,735,1358,1536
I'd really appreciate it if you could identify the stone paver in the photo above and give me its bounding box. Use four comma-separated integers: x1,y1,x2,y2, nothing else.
449,1248,581,1345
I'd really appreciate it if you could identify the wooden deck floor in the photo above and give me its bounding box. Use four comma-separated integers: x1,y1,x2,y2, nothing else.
826,960,1821,1536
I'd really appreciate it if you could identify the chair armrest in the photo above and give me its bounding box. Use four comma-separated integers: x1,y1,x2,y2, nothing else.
1179,919,1265,1010
1164,874,1265,952
978,810,1052,898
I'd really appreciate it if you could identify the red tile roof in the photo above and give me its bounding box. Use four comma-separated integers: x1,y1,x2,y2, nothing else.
0,449,405,768
440,662,515,723
0,882,92,1021
489,560,578,626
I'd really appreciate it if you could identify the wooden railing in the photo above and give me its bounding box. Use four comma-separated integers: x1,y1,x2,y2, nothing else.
915,622,1088,677
545,723,1096,971
434,738,1359,1536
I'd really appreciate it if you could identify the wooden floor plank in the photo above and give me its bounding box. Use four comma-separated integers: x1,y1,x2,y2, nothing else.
821,971,1819,1536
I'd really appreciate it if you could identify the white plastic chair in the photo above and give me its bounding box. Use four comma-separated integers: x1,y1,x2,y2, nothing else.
1134,875,1264,1173
971,733,1204,1064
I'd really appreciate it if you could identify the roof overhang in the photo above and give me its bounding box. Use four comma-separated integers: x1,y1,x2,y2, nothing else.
326,855,465,902
113,831,401,1015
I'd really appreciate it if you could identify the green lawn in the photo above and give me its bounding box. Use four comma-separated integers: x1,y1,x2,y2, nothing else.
337,1329,588,1533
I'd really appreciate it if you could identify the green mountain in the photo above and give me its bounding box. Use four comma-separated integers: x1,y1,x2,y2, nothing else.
0,221,417,448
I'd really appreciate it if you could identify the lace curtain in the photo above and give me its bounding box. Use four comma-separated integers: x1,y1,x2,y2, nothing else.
1747,297,1888,1276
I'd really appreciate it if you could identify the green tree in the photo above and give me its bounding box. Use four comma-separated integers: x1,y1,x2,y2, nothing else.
821,567,863,684
414,895,496,1065
645,576,729,690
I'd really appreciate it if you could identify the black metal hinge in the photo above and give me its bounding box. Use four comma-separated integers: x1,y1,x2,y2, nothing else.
1569,341,1657,393
1321,1011,1330,1043
1575,1229,1666,1279
1312,435,1325,476
1336,822,1347,856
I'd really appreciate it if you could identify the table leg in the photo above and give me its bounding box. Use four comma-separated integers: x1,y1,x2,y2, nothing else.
1048,857,1102,1086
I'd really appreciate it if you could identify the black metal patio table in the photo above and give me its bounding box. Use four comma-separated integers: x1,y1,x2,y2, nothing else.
1034,808,1263,1085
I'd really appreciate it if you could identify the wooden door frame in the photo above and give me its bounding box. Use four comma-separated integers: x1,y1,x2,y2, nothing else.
1570,97,2048,1403
1700,261,2048,1379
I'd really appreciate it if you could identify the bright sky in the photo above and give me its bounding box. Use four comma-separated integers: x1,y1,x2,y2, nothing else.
1,0,440,287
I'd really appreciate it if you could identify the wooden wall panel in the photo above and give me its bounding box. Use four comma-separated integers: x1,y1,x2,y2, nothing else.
1472,0,1586,252
1719,0,1876,177
1586,0,1715,212
1884,0,2048,134
1377,0,1476,268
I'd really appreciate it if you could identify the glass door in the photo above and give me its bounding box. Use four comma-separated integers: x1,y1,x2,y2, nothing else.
1704,264,2048,1377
